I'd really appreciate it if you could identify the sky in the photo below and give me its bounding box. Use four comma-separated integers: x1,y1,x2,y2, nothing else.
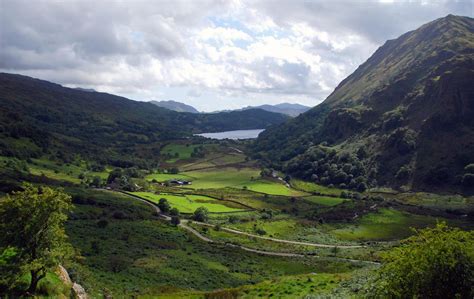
0,0,472,112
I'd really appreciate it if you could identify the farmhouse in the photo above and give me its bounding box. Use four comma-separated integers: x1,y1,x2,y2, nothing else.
168,179,192,186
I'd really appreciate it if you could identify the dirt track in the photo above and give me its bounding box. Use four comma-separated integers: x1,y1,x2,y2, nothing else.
111,190,378,264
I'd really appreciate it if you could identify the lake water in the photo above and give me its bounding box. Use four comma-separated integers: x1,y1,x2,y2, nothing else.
196,129,265,140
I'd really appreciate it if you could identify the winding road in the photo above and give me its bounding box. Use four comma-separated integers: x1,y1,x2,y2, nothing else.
108,190,378,264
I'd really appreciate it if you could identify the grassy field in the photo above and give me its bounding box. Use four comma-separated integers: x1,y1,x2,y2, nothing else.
161,143,202,162
131,191,248,213
291,179,344,196
329,208,438,241
303,195,347,206
65,188,360,297
241,179,308,197
145,172,195,182
184,167,260,189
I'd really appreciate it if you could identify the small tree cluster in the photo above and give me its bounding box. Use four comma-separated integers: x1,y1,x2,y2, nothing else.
286,145,370,191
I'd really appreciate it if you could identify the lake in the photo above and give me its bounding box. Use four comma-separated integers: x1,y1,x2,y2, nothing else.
195,129,265,140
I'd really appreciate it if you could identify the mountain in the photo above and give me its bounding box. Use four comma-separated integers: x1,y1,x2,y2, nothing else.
254,15,474,194
0,73,288,166
242,103,311,117
150,100,199,113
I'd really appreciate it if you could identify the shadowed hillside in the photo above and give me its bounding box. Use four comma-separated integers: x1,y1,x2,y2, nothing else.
254,15,474,194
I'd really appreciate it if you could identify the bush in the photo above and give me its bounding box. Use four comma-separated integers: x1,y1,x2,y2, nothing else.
255,228,267,235
158,198,170,213
170,216,180,226
193,207,209,222
367,223,474,298
169,208,180,216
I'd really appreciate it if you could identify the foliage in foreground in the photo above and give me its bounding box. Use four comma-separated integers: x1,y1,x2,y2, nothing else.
367,222,474,298
0,184,73,294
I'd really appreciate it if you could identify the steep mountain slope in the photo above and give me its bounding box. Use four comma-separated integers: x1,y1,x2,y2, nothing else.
254,15,474,194
0,73,287,164
242,103,311,117
150,100,199,113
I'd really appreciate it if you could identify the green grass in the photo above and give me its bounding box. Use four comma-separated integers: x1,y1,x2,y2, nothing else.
131,191,247,213
291,179,344,196
330,208,438,241
25,158,110,184
229,219,300,239
65,187,360,297
304,195,347,206
184,167,260,189
145,172,194,182
241,179,308,197
233,273,348,298
162,144,201,162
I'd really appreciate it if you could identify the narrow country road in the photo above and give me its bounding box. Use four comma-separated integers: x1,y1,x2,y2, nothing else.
105,190,377,264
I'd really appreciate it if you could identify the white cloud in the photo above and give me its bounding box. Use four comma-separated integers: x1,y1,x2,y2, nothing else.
0,0,470,111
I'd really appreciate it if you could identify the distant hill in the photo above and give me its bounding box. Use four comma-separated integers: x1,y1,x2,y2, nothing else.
242,103,310,117
254,15,474,194
0,73,288,166
150,100,199,113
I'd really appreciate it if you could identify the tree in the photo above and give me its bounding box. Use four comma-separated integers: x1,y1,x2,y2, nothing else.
158,198,170,213
193,207,209,222
169,207,180,216
368,223,474,298
0,184,73,294
170,216,180,226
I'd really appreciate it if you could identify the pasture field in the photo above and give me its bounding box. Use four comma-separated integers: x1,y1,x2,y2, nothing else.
131,191,248,213
189,222,380,261
291,179,344,196
241,179,308,197
328,208,438,241
161,143,215,163
65,188,360,297
145,172,195,182
233,272,349,298
303,195,347,206
184,167,260,189
0,156,110,184
181,152,247,171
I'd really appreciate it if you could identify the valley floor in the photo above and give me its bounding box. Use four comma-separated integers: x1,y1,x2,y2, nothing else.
1,140,473,297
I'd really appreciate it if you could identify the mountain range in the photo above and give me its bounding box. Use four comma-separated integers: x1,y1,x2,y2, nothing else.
0,73,287,166
254,14,474,194
150,100,310,117
240,103,311,117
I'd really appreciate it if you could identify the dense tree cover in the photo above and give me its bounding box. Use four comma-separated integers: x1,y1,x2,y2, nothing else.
0,73,287,168
285,145,371,191
367,223,474,298
0,184,73,294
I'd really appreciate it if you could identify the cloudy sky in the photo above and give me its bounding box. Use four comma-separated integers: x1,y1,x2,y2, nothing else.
0,0,472,111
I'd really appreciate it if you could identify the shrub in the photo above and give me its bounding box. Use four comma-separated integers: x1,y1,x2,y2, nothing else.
158,198,170,213
193,207,209,222
169,208,180,216
366,223,474,298
170,216,180,226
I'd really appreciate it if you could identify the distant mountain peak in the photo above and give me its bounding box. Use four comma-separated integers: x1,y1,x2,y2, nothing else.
241,103,311,117
150,100,199,113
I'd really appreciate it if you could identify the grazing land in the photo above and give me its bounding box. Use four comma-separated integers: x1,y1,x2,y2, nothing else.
131,191,248,213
